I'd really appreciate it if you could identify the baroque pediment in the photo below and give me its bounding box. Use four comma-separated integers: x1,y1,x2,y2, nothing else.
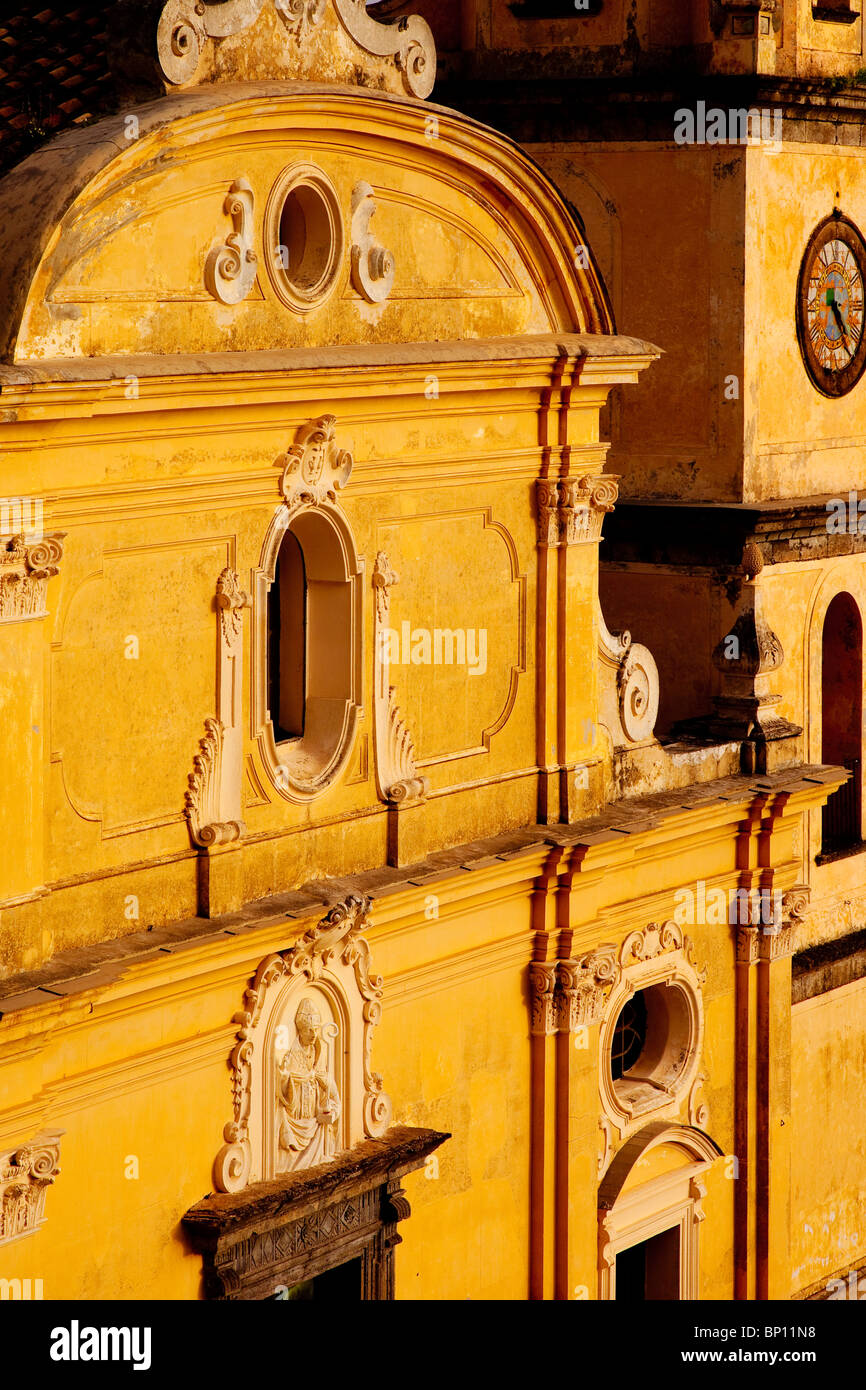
117,0,436,99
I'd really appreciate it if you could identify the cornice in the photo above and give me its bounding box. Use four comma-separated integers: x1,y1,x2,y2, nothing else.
437,72,866,145
0,333,658,401
0,762,843,1038
603,496,866,570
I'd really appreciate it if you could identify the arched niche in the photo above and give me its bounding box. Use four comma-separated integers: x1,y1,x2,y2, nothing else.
253,494,363,801
598,1122,722,1301
820,590,863,853
213,894,392,1194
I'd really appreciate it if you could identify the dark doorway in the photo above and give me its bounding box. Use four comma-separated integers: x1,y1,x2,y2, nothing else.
278,1257,362,1301
821,592,863,855
615,1226,681,1300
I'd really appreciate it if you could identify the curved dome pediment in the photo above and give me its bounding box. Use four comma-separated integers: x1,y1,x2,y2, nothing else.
0,84,614,364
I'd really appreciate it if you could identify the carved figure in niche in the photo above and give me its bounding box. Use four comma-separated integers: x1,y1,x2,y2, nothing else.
276,998,341,1172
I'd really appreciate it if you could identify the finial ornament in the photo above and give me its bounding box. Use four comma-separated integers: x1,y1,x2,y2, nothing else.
152,0,436,98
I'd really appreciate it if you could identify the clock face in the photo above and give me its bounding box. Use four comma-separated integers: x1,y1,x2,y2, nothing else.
797,214,866,397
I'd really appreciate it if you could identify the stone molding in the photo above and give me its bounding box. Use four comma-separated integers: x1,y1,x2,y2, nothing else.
0,1130,63,1246
536,474,619,547
252,419,362,801
0,533,64,624
597,923,707,1137
184,1126,447,1300
213,893,392,1194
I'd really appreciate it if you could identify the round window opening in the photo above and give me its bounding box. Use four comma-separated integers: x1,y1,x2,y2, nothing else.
267,166,343,312
609,983,692,1117
611,992,647,1080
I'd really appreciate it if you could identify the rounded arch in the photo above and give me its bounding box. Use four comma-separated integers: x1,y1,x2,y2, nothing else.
0,85,614,363
820,590,863,852
598,1121,723,1213
254,500,363,801
597,1121,722,1301
802,562,864,762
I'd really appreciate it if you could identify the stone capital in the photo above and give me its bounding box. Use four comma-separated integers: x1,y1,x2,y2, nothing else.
535,474,619,547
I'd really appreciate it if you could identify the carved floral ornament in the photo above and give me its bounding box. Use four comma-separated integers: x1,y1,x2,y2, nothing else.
0,1131,63,1246
531,923,708,1138
0,533,64,623
278,415,353,516
736,885,810,965
213,894,392,1193
155,0,436,98
536,475,619,547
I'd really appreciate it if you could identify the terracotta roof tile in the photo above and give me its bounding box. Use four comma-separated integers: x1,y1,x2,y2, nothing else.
0,1,114,177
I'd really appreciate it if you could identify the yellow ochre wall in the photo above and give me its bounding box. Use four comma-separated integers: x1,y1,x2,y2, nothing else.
0,797,795,1301
791,977,866,1295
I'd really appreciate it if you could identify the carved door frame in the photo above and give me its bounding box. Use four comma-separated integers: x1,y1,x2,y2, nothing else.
183,1126,448,1301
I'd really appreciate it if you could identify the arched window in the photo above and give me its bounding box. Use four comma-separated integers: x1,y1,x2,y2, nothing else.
257,505,362,799
821,591,863,855
268,530,306,743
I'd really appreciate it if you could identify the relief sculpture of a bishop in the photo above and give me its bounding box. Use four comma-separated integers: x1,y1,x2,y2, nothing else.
276,998,341,1172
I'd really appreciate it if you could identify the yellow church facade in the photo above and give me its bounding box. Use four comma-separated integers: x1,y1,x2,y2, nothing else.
0,0,856,1303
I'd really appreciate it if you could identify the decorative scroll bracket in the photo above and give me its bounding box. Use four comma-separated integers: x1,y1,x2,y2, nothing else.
371,551,429,865
152,0,436,99
205,178,258,306
351,181,395,305
185,568,251,848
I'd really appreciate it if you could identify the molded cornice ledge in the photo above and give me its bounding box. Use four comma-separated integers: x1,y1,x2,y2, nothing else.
0,333,660,393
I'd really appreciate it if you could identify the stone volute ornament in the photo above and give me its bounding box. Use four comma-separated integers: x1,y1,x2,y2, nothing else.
0,1130,63,1246
205,178,257,305
598,607,660,748
213,894,392,1193
0,533,65,623
351,181,395,305
135,0,436,98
